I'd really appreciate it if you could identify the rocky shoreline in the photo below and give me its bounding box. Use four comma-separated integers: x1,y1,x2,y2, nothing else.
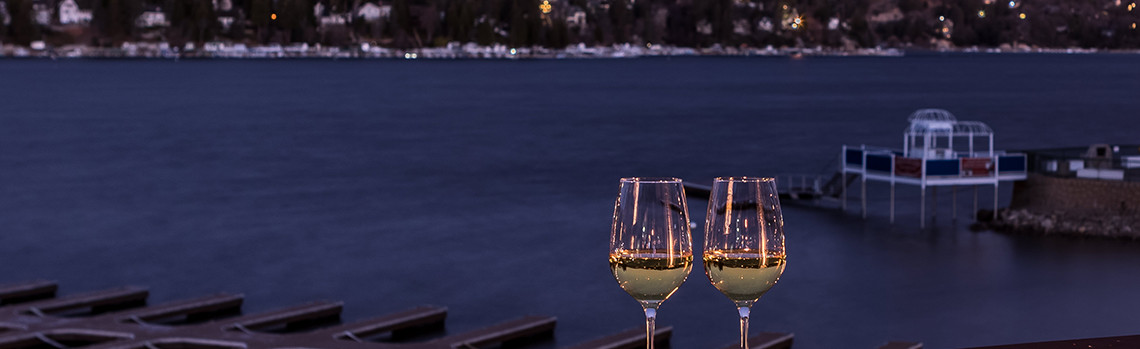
974,208,1140,239
0,42,905,59
4,41,1139,59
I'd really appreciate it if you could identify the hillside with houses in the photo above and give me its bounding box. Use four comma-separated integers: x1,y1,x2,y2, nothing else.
0,0,1138,56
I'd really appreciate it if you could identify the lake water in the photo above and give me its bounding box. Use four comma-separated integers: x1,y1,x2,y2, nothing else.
2,54,1139,349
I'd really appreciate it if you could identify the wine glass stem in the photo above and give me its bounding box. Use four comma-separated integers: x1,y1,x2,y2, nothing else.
738,306,751,349
644,306,657,349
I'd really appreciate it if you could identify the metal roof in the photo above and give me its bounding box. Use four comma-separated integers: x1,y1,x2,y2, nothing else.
904,109,993,135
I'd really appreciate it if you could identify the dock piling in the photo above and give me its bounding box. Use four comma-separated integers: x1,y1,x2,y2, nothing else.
932,187,938,223
889,183,895,224
973,185,978,221
841,174,847,212
952,185,957,221
919,185,926,229
993,182,999,215
861,175,867,220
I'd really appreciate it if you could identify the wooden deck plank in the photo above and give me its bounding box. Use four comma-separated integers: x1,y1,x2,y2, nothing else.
877,341,922,349
116,293,244,323
219,301,342,332
0,281,58,306
314,306,447,340
718,332,794,349
960,335,1140,349
432,316,555,348
560,326,673,349
16,286,148,315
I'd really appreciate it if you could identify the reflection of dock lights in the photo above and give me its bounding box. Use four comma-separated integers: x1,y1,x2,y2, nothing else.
540,0,551,14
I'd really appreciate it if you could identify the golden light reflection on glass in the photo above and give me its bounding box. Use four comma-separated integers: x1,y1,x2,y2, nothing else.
703,177,786,349
609,177,692,349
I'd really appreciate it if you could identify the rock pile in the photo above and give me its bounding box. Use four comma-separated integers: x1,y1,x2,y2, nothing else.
974,208,1140,239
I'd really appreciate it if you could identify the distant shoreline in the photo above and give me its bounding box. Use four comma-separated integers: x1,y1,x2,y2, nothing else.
3,42,1140,59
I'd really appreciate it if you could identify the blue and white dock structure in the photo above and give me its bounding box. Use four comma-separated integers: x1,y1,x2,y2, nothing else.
841,109,1028,228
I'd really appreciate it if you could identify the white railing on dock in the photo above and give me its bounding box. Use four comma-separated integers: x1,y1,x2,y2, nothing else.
840,144,1028,229
774,174,824,197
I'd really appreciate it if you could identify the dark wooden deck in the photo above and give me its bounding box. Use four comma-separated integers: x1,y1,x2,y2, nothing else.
0,280,803,349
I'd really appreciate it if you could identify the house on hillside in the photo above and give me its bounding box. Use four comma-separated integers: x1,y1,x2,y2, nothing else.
215,7,242,31
32,0,52,25
58,0,92,25
136,7,168,27
566,6,585,28
355,2,390,23
313,2,351,27
212,0,231,11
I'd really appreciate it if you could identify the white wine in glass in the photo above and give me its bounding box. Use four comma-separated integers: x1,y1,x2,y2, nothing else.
609,177,693,349
703,177,786,349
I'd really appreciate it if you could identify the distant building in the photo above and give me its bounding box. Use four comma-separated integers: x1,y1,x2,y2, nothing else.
313,2,350,27
780,8,800,29
867,8,902,24
757,17,773,32
733,18,749,35
566,6,585,28
212,0,232,11
217,16,233,29
58,0,92,25
696,19,712,35
32,0,52,25
136,8,168,28
355,2,390,22
320,13,350,26
216,7,242,31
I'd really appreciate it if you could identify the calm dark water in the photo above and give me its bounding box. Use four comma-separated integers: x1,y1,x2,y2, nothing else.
2,55,1139,349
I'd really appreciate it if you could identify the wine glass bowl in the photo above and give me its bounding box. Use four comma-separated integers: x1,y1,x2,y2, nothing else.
609,177,693,349
702,177,786,349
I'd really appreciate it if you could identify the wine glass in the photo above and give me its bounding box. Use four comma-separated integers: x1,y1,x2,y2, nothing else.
703,177,786,349
609,177,694,349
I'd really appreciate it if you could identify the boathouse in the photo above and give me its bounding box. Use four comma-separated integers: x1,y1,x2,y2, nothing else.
841,109,1028,227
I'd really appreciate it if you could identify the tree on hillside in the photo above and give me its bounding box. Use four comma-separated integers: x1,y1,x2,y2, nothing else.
6,0,40,45
609,0,630,42
276,0,310,43
390,0,411,46
508,0,525,46
91,0,140,43
190,0,219,42
249,0,271,41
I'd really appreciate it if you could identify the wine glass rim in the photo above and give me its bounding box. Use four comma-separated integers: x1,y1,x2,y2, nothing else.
620,177,682,183
713,176,775,182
